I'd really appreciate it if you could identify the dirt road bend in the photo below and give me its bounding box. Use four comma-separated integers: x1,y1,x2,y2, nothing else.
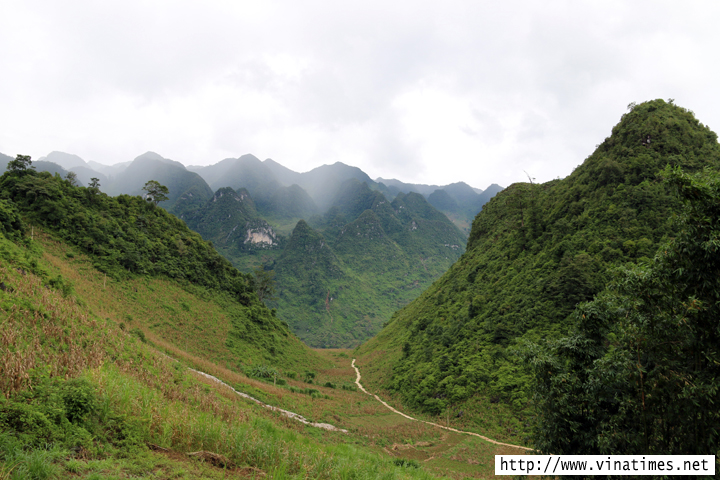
351,359,532,451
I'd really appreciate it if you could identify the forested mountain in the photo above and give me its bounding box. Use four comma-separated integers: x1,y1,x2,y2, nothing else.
2,148,498,348
355,100,720,446
182,187,283,267
184,176,466,347
273,182,466,347
376,178,504,234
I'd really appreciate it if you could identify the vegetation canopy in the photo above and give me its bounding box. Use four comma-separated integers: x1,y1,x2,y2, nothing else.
525,165,720,458
355,99,720,448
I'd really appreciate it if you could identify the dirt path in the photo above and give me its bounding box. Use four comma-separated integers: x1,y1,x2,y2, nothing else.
352,359,532,451
158,351,347,433
190,369,347,432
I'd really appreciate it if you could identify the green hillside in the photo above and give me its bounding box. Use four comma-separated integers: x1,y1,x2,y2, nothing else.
272,183,466,348
182,177,466,348
0,213,448,479
354,99,720,444
0,161,313,369
0,155,512,479
182,187,284,271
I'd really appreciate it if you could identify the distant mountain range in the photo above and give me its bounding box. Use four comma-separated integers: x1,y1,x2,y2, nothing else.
1,149,503,347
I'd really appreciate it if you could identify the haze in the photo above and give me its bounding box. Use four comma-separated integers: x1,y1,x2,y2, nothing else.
2,0,719,188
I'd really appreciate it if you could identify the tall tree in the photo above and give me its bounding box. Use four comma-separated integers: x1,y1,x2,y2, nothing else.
142,180,169,206
252,266,277,305
6,154,33,176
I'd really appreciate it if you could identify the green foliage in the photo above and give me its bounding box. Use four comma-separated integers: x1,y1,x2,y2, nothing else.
357,100,720,426
394,458,421,469
6,154,34,176
252,266,277,304
525,166,720,457
129,327,146,343
245,364,280,380
0,170,255,303
0,376,138,453
141,179,169,206
0,199,25,240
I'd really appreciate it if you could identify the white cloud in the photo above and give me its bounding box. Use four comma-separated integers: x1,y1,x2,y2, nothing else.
2,0,720,189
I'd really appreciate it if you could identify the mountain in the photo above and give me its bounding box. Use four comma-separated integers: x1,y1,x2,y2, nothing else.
376,177,503,234
0,162,482,477
253,181,319,222
191,155,319,224
271,182,467,347
375,177,443,197
30,160,70,177
354,100,720,444
182,187,283,270
194,157,383,214
200,154,276,194
296,162,376,211
183,175,466,347
105,151,214,215
263,157,303,185
39,151,88,170
87,159,131,177
69,165,108,187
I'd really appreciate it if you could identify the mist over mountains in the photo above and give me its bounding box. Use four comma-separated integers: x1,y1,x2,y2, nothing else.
1,148,502,346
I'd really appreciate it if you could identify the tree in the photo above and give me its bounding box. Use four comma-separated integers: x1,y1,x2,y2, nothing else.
65,171,78,186
142,180,169,206
526,165,720,458
7,154,34,176
252,266,276,304
86,177,101,203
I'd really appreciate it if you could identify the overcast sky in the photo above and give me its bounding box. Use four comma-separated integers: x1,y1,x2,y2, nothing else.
2,1,719,189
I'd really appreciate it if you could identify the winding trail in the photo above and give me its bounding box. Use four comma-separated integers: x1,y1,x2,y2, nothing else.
190,369,346,432
157,351,347,432
352,359,532,451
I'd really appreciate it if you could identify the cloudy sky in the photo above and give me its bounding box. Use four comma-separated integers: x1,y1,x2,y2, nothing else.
2,1,719,189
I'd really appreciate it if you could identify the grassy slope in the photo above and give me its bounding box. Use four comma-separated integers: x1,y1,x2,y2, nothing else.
0,223,540,479
0,228,450,479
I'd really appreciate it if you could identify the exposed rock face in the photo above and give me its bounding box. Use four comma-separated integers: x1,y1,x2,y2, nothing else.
244,224,277,247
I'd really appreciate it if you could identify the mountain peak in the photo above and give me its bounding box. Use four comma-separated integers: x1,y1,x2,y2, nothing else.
39,151,87,169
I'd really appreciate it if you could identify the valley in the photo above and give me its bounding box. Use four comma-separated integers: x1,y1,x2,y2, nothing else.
2,99,719,478
0,227,530,479
2,150,499,349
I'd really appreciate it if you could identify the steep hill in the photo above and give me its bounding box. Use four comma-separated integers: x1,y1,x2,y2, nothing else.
181,175,466,348
354,100,720,441
182,187,283,271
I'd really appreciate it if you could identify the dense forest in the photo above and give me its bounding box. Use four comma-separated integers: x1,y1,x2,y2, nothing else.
355,100,720,458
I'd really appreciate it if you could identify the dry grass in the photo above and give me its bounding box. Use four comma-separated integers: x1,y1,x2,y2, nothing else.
0,265,106,396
